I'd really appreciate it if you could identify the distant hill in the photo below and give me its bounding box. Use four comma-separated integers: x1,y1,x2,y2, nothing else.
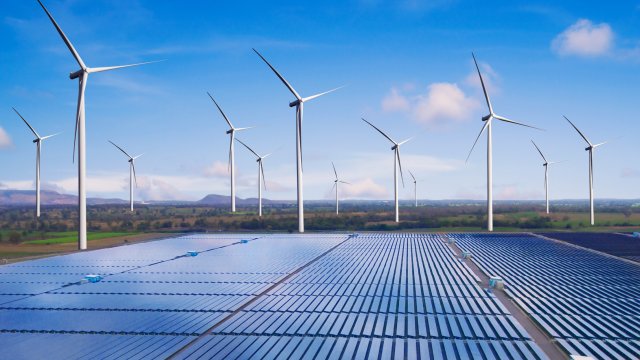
0,190,127,206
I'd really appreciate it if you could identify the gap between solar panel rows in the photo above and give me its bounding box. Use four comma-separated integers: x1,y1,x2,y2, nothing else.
0,233,351,359
452,233,640,360
174,233,548,360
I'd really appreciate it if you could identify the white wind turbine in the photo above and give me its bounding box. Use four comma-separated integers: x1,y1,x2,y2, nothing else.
235,138,271,217
564,116,607,225
109,141,143,212
207,92,253,213
466,53,541,232
409,170,418,207
531,140,562,214
253,48,342,233
13,108,60,218
362,118,412,223
37,0,160,250
331,162,350,215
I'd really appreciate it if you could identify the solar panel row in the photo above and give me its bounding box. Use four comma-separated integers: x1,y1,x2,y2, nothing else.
176,233,546,359
0,234,347,359
452,233,640,360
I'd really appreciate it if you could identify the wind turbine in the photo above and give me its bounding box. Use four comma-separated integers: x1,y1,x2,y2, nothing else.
13,108,60,218
109,141,142,212
531,140,562,214
37,0,160,250
564,116,607,225
253,48,342,233
207,92,253,213
466,53,541,231
331,162,350,215
409,170,418,207
235,138,271,217
362,118,411,222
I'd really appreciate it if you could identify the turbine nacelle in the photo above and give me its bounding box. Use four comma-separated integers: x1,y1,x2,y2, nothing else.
482,114,492,121
69,69,84,80
289,99,300,107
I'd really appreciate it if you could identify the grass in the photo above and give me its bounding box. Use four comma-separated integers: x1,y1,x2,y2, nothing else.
24,232,137,245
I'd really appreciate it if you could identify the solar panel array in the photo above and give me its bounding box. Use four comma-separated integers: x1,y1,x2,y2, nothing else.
176,233,546,359
0,233,347,359
453,233,640,360
539,232,640,263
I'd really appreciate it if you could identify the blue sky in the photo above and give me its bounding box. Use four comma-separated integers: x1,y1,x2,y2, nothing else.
1,0,640,202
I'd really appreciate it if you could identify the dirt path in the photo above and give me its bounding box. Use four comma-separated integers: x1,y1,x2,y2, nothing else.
444,236,567,360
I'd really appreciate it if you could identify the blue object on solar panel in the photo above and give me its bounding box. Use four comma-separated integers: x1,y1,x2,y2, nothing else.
84,274,102,283
186,251,199,257
240,240,249,244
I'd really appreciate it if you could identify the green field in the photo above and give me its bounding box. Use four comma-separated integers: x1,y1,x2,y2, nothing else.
24,232,137,245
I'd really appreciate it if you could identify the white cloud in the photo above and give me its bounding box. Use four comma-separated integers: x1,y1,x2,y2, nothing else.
381,87,410,112
413,83,479,126
204,160,229,178
464,61,499,94
0,180,32,190
136,176,185,201
552,19,613,57
341,178,389,199
621,168,640,178
0,127,12,149
495,185,541,200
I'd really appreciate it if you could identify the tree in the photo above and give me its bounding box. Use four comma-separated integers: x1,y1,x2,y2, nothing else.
8,232,21,245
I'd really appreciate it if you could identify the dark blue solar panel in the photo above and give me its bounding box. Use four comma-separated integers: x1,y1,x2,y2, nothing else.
177,233,546,359
453,233,640,360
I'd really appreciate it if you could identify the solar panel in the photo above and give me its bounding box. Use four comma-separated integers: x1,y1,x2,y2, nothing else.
453,233,640,360
175,233,546,359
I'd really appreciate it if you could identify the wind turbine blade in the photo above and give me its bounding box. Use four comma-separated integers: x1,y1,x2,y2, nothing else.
13,108,41,138
330,182,336,193
260,161,267,191
466,119,490,163
563,115,592,146
228,135,233,172
472,52,492,114
133,153,144,160
494,115,543,130
593,141,608,148
207,92,234,129
530,140,547,162
339,181,351,185
88,60,163,74
40,132,61,141
235,138,260,158
132,162,138,187
108,140,133,159
396,148,405,188
234,126,254,132
252,48,302,101
332,162,338,180
301,86,344,103
397,137,413,146
361,118,397,145
409,170,416,182
73,74,87,163
548,160,565,165
262,153,272,159
37,0,86,69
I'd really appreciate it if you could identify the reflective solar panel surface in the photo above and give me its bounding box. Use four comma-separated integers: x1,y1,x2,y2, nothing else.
453,233,640,360
10,232,629,359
